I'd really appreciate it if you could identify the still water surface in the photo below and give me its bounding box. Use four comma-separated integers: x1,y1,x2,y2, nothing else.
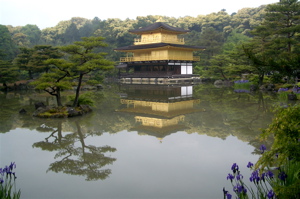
0,83,290,199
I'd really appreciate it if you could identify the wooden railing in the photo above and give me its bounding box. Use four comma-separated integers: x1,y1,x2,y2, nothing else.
120,56,200,62
134,38,185,45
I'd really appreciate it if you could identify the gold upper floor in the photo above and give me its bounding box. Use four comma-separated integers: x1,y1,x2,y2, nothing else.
134,33,185,45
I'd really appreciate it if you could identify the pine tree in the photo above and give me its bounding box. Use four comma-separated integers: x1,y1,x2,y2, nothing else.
244,0,300,83
30,59,73,106
264,0,300,79
59,36,114,107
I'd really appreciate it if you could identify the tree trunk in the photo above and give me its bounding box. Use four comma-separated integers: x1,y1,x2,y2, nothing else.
56,87,63,106
73,73,83,107
220,69,228,80
75,121,86,155
29,70,33,79
258,73,264,87
3,82,8,91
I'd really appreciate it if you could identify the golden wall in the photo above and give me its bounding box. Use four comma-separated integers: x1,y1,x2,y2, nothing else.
128,49,195,62
135,33,184,45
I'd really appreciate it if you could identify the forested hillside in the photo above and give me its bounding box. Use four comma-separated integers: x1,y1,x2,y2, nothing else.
1,0,300,87
1,6,266,63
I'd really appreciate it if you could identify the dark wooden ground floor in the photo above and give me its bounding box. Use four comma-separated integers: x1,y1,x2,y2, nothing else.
116,60,196,80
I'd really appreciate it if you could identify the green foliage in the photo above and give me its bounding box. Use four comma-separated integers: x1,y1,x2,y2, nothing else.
245,74,272,86
31,45,63,73
222,29,251,54
3,2,297,83
20,24,41,46
243,0,300,85
270,72,285,84
281,84,294,89
206,54,231,80
0,25,17,60
0,60,19,87
197,27,224,64
62,23,81,44
30,58,73,106
14,47,34,79
269,160,300,199
234,82,253,90
68,92,95,106
14,45,63,79
278,92,289,101
257,104,300,168
59,36,114,107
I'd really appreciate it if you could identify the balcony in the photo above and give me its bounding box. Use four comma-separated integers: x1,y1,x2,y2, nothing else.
134,37,185,45
120,56,200,62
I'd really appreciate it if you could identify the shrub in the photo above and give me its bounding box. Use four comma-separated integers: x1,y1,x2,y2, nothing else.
68,92,94,107
281,84,293,89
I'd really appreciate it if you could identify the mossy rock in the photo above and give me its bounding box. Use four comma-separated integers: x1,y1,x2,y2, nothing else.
33,105,92,118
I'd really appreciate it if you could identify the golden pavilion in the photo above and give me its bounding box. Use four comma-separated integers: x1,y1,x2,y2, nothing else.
115,22,205,84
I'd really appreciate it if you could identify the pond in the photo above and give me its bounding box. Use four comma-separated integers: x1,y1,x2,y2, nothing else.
0,83,295,199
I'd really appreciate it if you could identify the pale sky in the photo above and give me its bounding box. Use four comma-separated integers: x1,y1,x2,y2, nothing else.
0,0,278,30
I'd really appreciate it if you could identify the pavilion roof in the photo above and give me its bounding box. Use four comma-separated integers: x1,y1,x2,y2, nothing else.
129,22,190,34
114,43,205,52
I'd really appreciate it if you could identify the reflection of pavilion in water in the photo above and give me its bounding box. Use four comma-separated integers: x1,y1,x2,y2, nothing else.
117,85,203,139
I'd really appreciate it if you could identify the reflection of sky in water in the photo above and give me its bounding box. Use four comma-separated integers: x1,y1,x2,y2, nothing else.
1,128,259,199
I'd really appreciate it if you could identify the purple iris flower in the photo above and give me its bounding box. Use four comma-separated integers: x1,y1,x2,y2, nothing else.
250,169,260,184
226,193,232,199
260,145,267,153
247,162,253,168
266,170,274,178
267,190,275,199
234,80,249,84
3,166,8,173
278,87,289,92
233,183,247,194
227,173,235,182
278,171,287,181
223,188,232,199
231,163,239,173
236,174,243,180
0,162,17,181
9,162,16,171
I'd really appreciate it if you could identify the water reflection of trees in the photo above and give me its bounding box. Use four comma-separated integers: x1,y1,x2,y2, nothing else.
0,91,59,133
185,85,277,141
32,120,117,181
1,83,293,148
